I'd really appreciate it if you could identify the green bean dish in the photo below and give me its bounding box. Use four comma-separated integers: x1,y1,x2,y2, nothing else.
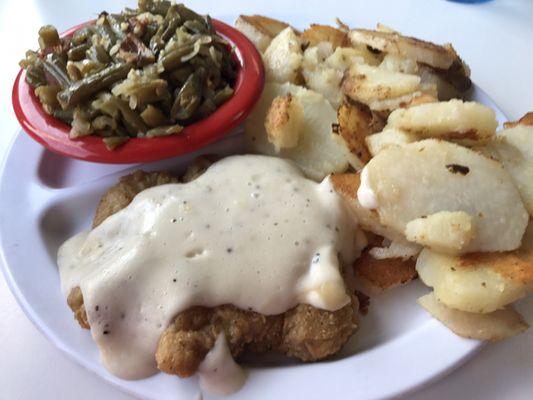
20,0,237,150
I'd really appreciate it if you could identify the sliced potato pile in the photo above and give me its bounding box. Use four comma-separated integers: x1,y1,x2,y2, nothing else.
363,139,528,254
236,16,474,173
237,14,533,342
245,83,354,179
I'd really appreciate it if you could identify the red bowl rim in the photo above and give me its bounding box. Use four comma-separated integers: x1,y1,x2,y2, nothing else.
12,18,264,164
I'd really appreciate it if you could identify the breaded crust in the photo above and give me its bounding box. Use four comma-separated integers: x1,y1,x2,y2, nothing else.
92,170,178,228
68,162,360,377
353,251,417,294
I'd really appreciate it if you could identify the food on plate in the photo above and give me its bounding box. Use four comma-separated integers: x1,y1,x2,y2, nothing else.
418,293,528,341
236,15,473,174
354,250,417,295
262,27,303,84
385,99,498,145
20,0,237,149
491,122,533,215
234,15,290,52
264,93,304,152
416,222,533,314
359,139,529,254
245,82,355,179
57,155,365,393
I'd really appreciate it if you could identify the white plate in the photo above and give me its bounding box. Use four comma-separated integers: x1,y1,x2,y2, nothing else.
0,78,507,400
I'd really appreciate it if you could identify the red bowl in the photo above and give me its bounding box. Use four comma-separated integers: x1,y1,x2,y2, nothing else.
12,19,264,163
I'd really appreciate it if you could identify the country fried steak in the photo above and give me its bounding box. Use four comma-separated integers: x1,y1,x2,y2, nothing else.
67,159,360,378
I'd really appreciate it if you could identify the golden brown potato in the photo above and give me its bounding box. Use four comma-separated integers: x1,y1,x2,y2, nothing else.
503,112,533,129
333,102,374,164
234,15,290,52
265,93,304,151
301,24,349,49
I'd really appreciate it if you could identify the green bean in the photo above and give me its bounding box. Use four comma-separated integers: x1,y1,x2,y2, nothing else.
106,14,126,41
149,4,178,53
57,63,131,109
213,85,234,106
71,26,94,46
38,25,61,50
171,69,203,121
146,124,182,137
176,4,206,29
103,136,129,150
87,44,112,64
159,43,194,71
52,108,74,123
95,14,117,48
67,43,90,61
196,97,216,119
113,97,148,135
43,53,71,88
168,65,193,86
25,64,47,88
92,115,117,131
138,0,171,16
140,104,169,127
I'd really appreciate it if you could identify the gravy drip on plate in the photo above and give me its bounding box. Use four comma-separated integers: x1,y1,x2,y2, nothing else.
57,155,362,381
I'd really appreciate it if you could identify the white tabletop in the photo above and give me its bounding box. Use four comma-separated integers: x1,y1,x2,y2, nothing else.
1,0,532,399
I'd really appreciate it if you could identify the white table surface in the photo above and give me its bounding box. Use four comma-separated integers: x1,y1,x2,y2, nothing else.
1,0,532,399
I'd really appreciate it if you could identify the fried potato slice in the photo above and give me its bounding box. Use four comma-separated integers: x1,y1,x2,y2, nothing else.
301,24,349,49
379,53,418,74
333,102,374,165
329,173,411,244
234,15,290,52
325,46,375,69
405,211,475,255
503,112,533,129
418,292,528,341
366,89,437,112
386,100,498,145
265,93,304,152
417,222,533,313
263,27,303,84
342,64,421,105
354,250,417,295
349,28,456,70
492,124,533,215
246,83,353,180
301,44,344,107
363,139,529,253
365,128,416,156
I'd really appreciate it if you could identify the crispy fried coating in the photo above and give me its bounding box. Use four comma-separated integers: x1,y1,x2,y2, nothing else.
68,163,359,377
92,170,177,228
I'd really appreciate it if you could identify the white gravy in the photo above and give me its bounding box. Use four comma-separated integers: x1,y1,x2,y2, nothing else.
198,333,246,396
57,155,362,382
357,167,379,209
